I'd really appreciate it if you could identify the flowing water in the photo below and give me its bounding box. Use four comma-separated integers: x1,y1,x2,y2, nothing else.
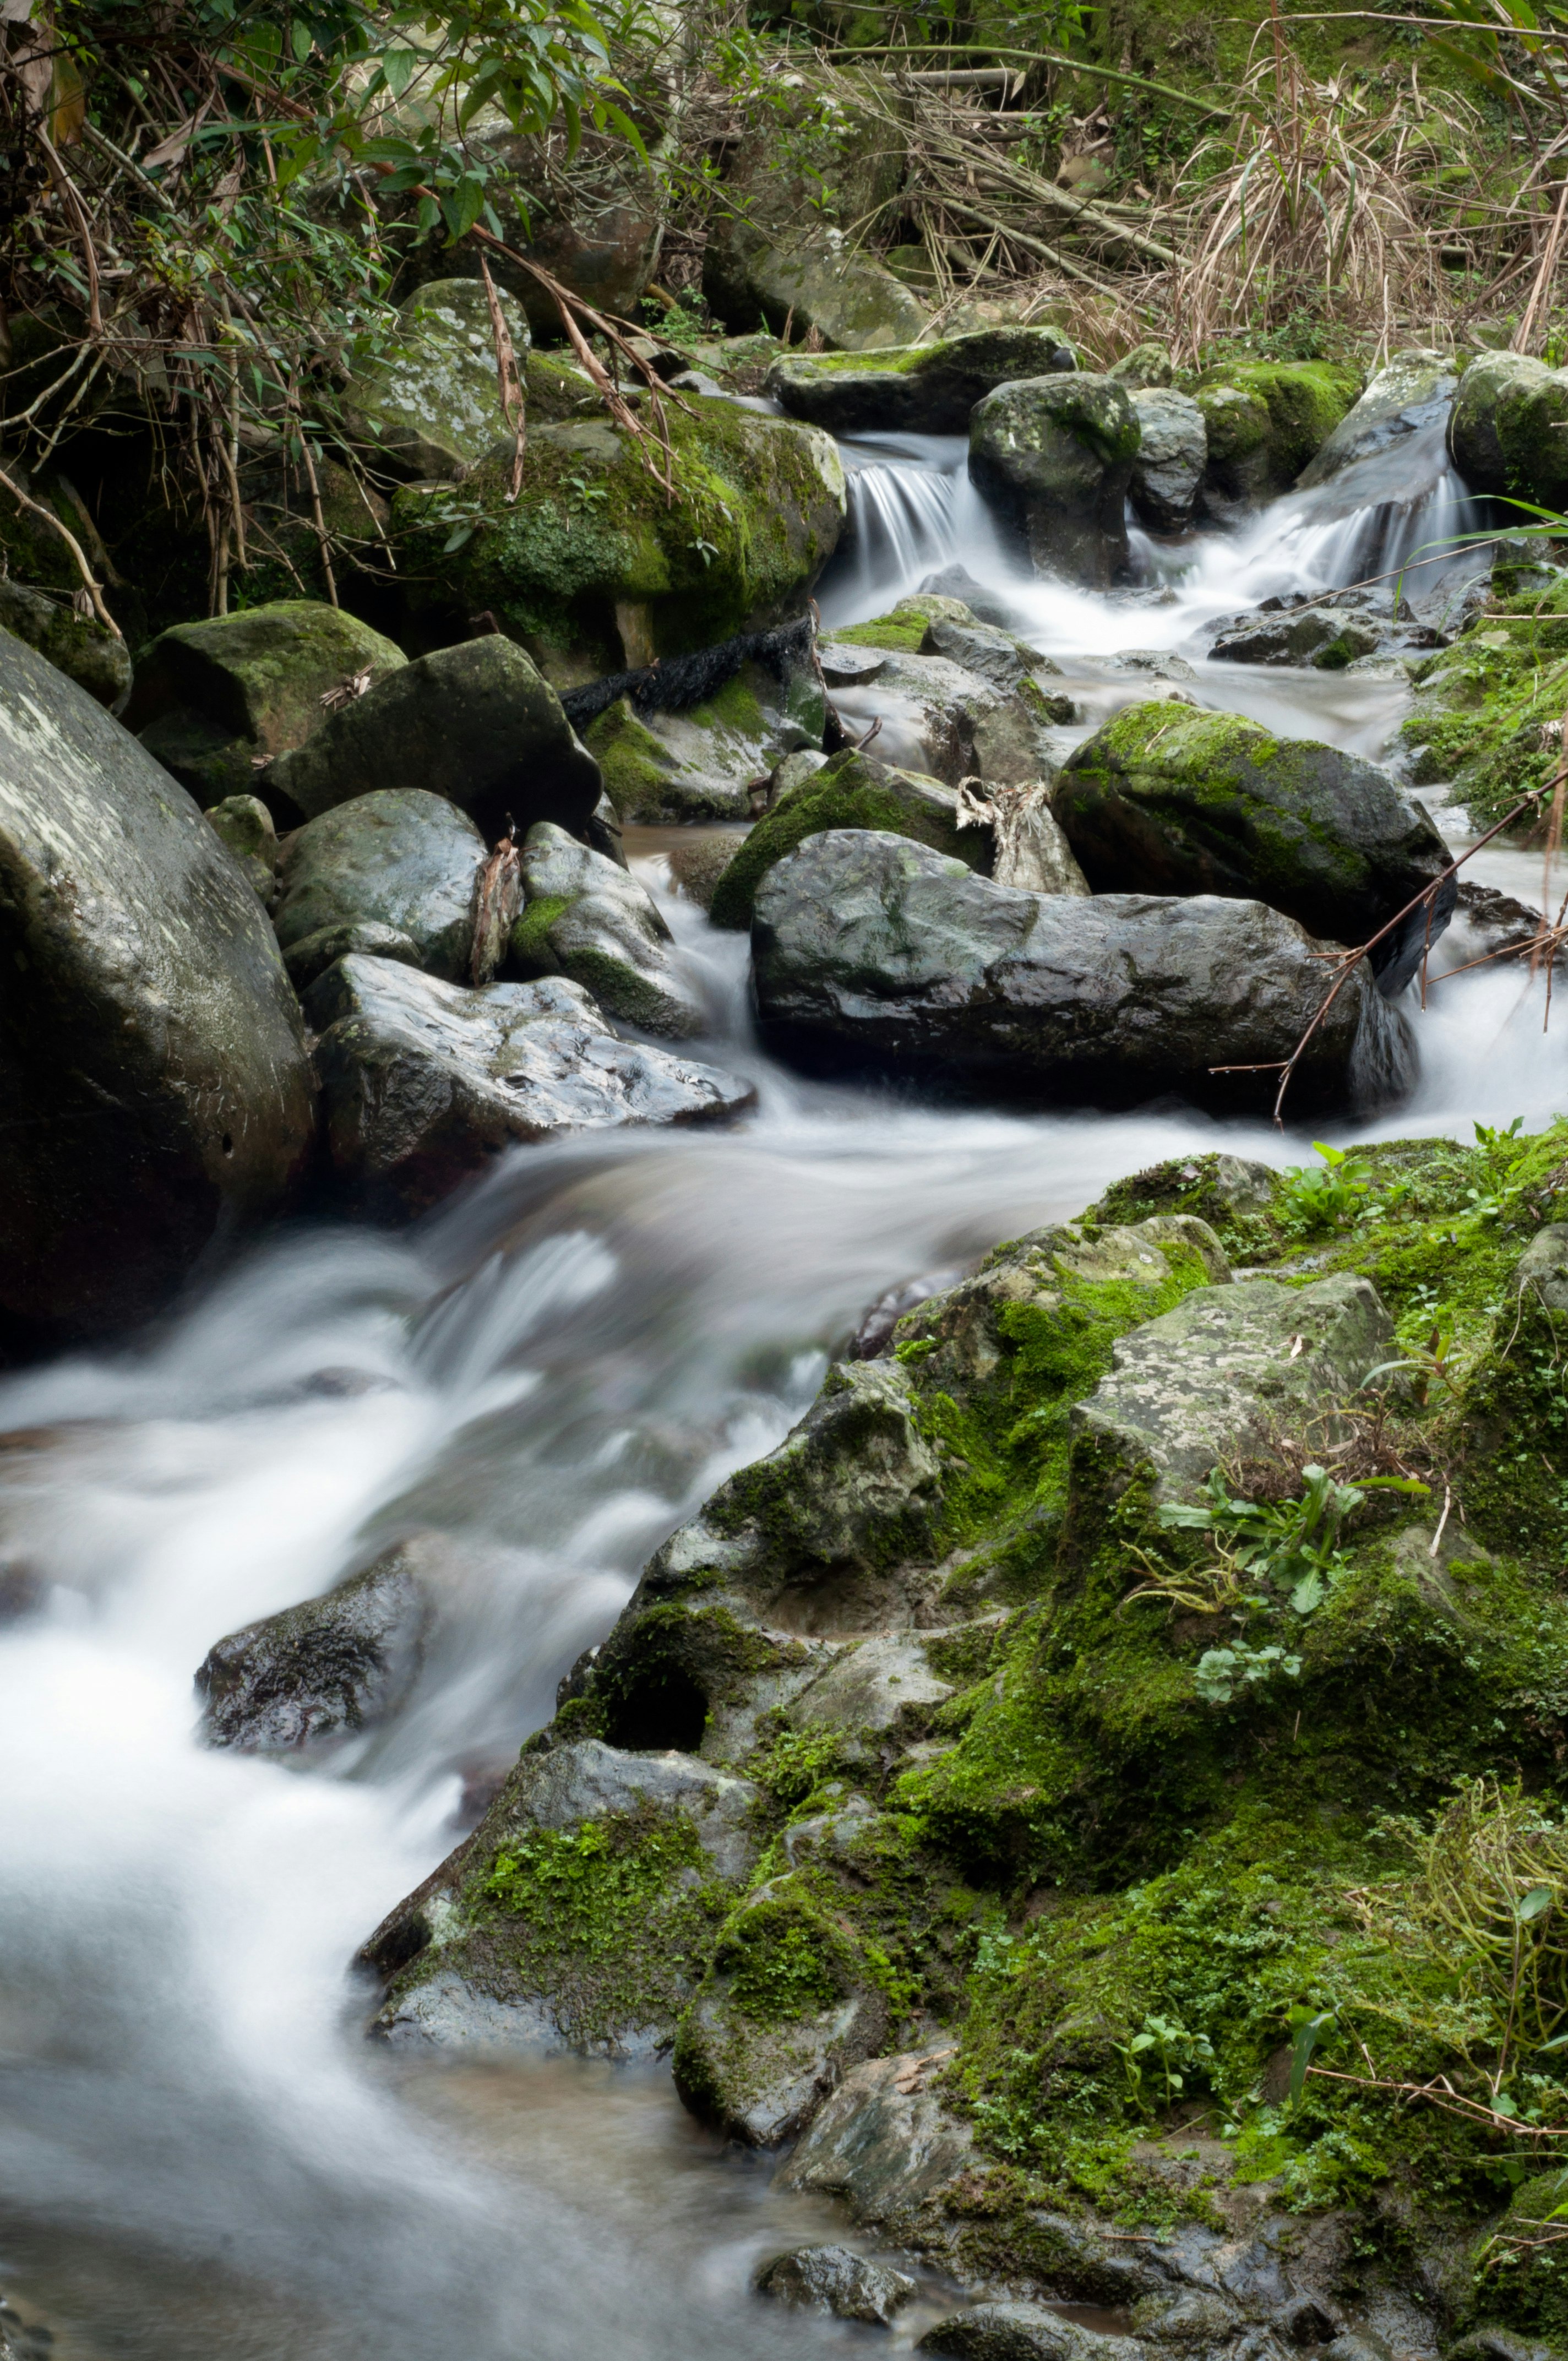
0,426,1561,2361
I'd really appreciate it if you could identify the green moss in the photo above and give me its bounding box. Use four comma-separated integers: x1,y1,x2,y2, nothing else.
707,747,985,929
1400,572,1568,832
581,699,679,821
1194,360,1362,485
508,894,571,976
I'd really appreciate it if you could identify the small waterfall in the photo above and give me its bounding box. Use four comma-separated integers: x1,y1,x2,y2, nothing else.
818,433,1007,627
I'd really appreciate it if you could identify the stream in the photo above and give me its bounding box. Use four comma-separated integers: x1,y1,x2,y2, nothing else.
0,435,1562,2361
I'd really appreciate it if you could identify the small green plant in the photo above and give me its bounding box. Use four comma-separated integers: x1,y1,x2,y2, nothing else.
1278,1142,1375,1233
1117,2011,1216,2107
1158,1461,1420,1614
1194,1641,1303,1704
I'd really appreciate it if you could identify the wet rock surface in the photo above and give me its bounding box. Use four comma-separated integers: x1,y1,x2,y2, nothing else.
1130,388,1206,532
511,821,705,1037
273,788,486,984
197,1538,435,1751
1055,703,1455,993
0,628,315,1343
768,328,1078,436
750,830,1414,1117
754,2243,916,2324
1449,349,1568,509
307,954,753,1215
969,374,1140,588
344,278,531,479
1297,347,1456,493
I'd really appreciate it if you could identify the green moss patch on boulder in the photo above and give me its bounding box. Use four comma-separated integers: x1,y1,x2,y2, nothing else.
1195,360,1361,512
1450,350,1568,512
767,327,1079,436
0,580,130,710
582,655,826,824
969,374,1141,589
390,396,847,684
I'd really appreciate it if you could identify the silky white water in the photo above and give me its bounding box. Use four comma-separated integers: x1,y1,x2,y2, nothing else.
0,450,1560,2360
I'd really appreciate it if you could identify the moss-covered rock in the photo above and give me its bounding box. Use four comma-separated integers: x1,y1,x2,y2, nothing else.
0,580,130,710
767,327,1079,435
1449,350,1568,511
390,399,846,684
1195,360,1361,513
343,278,531,481
1398,554,1568,831
126,600,407,809
582,655,826,824
1055,701,1456,992
707,746,987,930
510,820,705,1037
969,374,1141,589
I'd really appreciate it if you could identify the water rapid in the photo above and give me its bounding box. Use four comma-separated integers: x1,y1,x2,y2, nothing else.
0,428,1559,2361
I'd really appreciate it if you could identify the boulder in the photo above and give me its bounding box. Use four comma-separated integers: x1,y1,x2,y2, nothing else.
582,657,826,824
750,830,1414,1117
205,794,277,906
126,601,407,809
968,374,1141,588
262,637,603,839
307,954,752,1216
1209,608,1382,668
1193,361,1360,516
344,278,531,480
1072,1272,1395,1502
675,1971,889,2146
1129,388,1206,533
427,128,663,340
921,2304,1141,2360
363,1738,763,2057
195,1538,434,1751
1054,703,1456,993
754,2246,916,2326
1298,348,1456,493
708,746,989,930
0,580,130,710
778,2049,974,2224
1108,341,1175,390
0,629,315,1343
767,327,1077,435
511,820,705,1037
1449,350,1568,510
819,644,1055,786
271,788,486,986
390,400,847,685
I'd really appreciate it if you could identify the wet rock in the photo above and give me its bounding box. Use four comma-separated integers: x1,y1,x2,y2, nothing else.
0,629,315,1343
1298,349,1456,492
709,747,989,932
665,833,743,911
0,576,130,709
714,237,927,353
1130,388,1206,532
755,2245,916,2325
1443,880,1556,976
674,1963,889,2146
921,2304,1140,2360
344,278,531,479
390,402,846,685
767,327,1077,435
1209,610,1381,669
364,1739,763,2057
196,1538,434,1751
1276,2296,1346,2345
510,821,705,1037
272,789,486,984
1054,703,1456,994
1194,362,1360,517
262,637,602,840
779,2049,975,2227
127,600,406,809
969,374,1141,588
1132,2289,1245,2342
282,921,425,992
819,645,1056,788
582,655,826,824
307,954,752,1216
205,793,277,906
751,831,1414,1118
1073,1271,1395,1503
918,567,1026,629
920,614,1041,694
1449,351,1568,510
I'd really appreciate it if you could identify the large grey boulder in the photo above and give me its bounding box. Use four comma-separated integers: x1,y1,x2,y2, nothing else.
262,637,603,840
767,327,1076,435
968,374,1141,588
1054,703,1455,994
126,600,406,809
1129,388,1206,532
363,1739,763,2057
752,831,1414,1118
819,645,1053,787
195,1538,434,1751
273,789,486,987
1072,1272,1395,1503
778,2049,975,2224
1298,348,1456,494
707,234,928,353
1448,349,1568,510
307,954,752,1216
1209,607,1381,668
511,822,705,1037
0,580,130,710
344,278,531,480
0,629,315,1342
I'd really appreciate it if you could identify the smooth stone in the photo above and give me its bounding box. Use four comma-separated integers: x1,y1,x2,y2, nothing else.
778,2049,974,2222
272,788,486,983
969,373,1140,589
196,1538,434,1751
755,2244,916,2325
1129,387,1206,533
512,821,704,1037
205,793,277,905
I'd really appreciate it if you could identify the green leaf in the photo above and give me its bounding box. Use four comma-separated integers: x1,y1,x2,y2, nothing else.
1517,1884,1555,1922
1288,2009,1333,2105
442,523,475,552
383,47,418,97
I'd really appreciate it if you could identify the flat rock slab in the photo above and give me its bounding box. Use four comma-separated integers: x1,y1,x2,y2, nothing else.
1072,1271,1395,1500
769,325,1076,435
752,830,1414,1119
308,953,754,1216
